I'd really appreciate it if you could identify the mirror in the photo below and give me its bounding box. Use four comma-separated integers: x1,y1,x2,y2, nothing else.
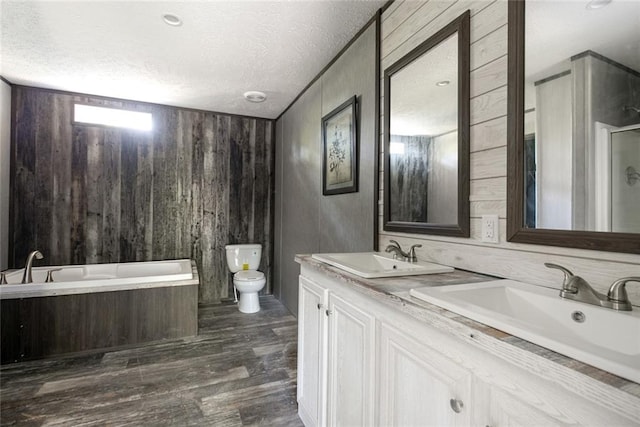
384,11,470,237
508,0,640,253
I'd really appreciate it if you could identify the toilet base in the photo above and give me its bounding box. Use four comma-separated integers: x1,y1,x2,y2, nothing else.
238,291,260,313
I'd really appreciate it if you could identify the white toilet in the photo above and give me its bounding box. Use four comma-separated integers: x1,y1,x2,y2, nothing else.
225,243,266,313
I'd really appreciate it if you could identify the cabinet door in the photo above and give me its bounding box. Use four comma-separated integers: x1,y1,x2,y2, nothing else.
378,322,472,427
472,373,639,427
297,276,329,427
326,292,376,426
474,384,560,427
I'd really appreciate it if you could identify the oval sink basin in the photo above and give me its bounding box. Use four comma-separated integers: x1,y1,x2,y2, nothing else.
410,279,640,383
311,252,453,278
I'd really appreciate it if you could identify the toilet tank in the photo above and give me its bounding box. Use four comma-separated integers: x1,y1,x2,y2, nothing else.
225,244,262,272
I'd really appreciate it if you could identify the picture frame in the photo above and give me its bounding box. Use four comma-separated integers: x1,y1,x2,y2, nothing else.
322,96,358,195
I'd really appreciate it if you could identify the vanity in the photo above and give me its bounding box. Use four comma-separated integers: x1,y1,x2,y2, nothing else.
296,255,640,427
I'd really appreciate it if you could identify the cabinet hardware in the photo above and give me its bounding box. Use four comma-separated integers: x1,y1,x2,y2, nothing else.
317,303,323,310
449,398,464,413
326,309,332,316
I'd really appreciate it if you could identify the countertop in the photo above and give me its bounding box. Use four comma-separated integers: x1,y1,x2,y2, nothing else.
295,254,640,402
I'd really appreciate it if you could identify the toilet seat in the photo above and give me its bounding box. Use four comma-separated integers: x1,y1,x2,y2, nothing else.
234,270,265,282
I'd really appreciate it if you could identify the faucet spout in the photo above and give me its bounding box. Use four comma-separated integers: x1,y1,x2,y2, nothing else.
545,263,637,311
21,250,44,284
384,240,422,263
385,240,410,261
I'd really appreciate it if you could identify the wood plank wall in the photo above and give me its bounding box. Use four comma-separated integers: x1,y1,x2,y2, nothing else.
379,0,640,303
10,86,274,303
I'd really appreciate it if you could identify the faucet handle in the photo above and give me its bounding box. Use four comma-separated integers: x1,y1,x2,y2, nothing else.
45,268,63,283
607,277,640,308
408,244,422,262
544,262,574,277
544,263,578,291
388,240,402,248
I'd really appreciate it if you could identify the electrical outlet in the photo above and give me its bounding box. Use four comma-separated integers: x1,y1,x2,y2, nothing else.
481,214,499,243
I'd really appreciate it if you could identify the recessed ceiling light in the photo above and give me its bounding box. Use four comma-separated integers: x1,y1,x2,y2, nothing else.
162,14,182,26
244,91,267,103
586,0,612,10
436,80,450,87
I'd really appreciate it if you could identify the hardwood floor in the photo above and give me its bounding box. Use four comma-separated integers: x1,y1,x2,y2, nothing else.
0,296,302,426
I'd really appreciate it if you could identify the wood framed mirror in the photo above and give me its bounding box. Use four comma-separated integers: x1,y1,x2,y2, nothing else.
383,11,470,237
507,0,640,254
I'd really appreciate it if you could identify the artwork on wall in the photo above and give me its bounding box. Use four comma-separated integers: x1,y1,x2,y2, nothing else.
322,96,358,195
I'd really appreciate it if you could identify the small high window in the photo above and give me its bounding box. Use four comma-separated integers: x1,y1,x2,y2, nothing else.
74,104,152,131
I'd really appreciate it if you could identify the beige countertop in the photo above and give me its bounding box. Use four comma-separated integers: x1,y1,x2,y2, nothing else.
296,254,640,401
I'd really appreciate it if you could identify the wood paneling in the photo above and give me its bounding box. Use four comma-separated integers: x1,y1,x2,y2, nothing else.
379,1,640,303
9,87,275,303
1,285,198,363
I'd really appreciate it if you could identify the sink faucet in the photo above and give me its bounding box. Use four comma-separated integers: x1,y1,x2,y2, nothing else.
606,277,640,311
385,240,422,263
545,263,639,311
21,250,44,284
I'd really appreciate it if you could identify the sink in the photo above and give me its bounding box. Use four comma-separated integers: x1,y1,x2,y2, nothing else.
410,279,640,383
311,252,453,278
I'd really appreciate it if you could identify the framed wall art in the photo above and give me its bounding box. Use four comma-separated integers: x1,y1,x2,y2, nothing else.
322,96,358,195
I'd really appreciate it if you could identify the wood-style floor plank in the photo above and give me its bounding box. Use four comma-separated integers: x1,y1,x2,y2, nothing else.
0,296,302,426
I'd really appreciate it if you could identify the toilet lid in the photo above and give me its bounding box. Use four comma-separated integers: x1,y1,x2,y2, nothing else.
234,270,264,281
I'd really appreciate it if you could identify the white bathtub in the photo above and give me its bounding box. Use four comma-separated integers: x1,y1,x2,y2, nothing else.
1,259,199,363
0,259,195,299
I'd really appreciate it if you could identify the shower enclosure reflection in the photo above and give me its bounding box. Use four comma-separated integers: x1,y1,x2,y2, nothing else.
522,0,640,233
610,127,640,232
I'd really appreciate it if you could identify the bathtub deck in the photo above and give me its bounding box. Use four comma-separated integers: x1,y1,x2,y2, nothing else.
0,295,302,426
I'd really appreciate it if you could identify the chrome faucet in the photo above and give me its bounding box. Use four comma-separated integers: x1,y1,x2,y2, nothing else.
545,263,639,311
21,250,44,284
385,240,422,263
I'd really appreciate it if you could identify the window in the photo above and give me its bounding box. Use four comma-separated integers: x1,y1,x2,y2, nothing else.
74,104,152,131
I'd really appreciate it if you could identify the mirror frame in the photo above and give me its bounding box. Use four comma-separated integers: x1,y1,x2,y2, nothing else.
507,0,640,254
383,11,470,237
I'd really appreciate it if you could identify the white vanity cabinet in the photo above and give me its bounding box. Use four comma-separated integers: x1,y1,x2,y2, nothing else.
378,321,472,426
471,381,561,426
297,275,376,427
325,292,376,425
297,276,328,427
297,266,640,427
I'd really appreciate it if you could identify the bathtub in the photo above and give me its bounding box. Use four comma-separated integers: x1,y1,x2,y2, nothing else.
1,259,199,364
1,259,195,299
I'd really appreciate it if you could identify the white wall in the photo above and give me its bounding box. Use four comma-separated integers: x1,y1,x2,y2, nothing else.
0,80,10,271
536,73,572,229
379,1,640,305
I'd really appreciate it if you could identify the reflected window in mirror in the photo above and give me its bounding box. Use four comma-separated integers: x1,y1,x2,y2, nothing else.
507,0,640,253
384,11,470,237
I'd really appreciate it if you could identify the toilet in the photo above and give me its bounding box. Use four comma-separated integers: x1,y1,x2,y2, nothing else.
225,243,266,313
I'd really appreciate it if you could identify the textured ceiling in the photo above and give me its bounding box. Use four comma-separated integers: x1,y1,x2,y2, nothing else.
0,0,386,119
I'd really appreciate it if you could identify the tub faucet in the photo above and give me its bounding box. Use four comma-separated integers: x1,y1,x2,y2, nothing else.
545,263,638,311
21,250,44,284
